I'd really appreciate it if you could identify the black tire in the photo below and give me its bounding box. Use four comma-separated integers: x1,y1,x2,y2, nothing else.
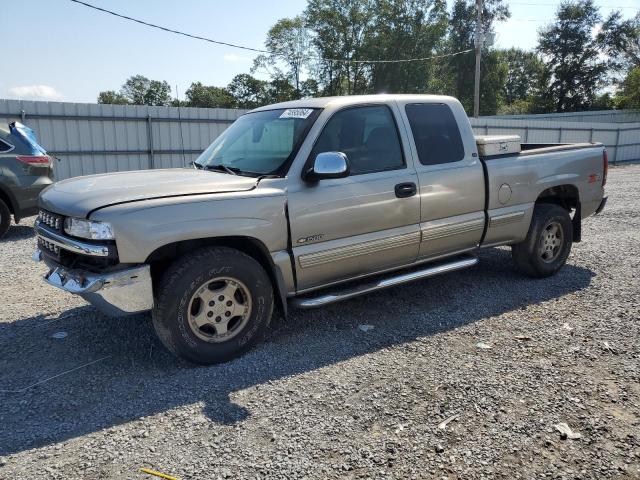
0,199,11,239
512,203,573,278
152,247,274,365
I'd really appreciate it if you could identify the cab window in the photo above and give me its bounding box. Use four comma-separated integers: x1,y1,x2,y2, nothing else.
310,105,404,175
405,103,465,165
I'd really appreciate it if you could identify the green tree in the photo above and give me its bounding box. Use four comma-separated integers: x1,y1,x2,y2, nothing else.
366,0,449,94
120,75,173,106
185,82,236,108
305,0,376,95
97,90,129,105
227,74,270,109
616,67,640,109
300,78,320,98
253,16,313,96
497,48,543,106
597,11,640,76
536,0,610,112
265,76,299,103
98,75,173,106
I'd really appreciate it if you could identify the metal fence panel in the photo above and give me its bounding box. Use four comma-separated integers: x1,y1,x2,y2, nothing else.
0,99,247,180
0,99,637,181
469,116,640,163
490,109,640,124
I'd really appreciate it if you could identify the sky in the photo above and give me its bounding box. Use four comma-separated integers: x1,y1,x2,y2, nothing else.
2,0,638,104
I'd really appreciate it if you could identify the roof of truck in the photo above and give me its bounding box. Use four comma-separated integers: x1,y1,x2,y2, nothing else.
251,94,459,112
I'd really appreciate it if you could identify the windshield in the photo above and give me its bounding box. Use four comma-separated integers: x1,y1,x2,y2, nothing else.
194,108,320,176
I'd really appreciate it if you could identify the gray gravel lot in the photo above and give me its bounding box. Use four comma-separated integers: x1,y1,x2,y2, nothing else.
0,165,638,479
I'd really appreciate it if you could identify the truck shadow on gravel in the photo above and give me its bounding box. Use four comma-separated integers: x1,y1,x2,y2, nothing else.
0,248,595,456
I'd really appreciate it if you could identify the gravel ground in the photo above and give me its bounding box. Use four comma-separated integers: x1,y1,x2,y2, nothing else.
0,164,638,479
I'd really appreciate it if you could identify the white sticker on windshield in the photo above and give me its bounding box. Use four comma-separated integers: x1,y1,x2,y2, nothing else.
279,108,314,119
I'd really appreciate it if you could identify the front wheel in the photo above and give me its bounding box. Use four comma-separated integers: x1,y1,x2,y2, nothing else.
152,247,274,365
512,203,573,278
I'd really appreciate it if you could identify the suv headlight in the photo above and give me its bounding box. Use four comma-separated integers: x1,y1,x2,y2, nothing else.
63,217,115,240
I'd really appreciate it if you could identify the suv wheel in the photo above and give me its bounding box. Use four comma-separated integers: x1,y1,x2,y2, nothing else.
512,203,573,278
0,199,11,239
152,247,274,365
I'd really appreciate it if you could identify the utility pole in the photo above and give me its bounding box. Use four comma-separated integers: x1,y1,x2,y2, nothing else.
473,0,483,118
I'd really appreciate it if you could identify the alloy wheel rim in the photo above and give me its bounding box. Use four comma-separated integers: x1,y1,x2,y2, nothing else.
187,276,252,343
538,221,563,263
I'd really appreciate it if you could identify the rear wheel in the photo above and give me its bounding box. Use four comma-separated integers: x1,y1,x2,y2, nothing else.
0,199,11,239
152,247,274,365
512,203,573,278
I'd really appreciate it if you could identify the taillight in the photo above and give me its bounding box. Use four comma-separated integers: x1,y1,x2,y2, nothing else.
16,155,51,166
602,150,608,187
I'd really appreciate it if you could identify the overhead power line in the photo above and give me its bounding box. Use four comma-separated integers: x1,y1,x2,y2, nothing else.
66,0,475,64
323,49,474,64
68,0,270,54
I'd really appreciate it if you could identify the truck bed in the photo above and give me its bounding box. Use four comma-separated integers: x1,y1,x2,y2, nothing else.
479,142,606,248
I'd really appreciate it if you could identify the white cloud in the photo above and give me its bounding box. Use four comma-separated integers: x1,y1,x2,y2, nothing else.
7,85,63,101
223,53,251,63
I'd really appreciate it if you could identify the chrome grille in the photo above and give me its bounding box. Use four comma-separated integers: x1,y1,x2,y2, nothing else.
38,210,64,232
38,236,61,257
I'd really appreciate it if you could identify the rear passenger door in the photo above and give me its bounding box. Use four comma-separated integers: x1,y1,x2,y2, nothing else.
398,101,485,259
287,104,421,291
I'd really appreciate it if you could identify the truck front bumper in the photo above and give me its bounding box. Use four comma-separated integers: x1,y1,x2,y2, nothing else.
33,249,154,317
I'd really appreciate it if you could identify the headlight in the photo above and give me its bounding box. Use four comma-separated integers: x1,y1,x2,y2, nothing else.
63,217,115,240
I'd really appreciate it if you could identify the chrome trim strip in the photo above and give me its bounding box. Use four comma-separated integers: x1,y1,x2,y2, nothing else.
489,210,525,227
421,218,485,242
298,231,421,269
292,255,478,308
35,220,110,257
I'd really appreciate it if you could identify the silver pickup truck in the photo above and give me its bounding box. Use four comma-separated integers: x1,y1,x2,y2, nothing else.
33,95,607,364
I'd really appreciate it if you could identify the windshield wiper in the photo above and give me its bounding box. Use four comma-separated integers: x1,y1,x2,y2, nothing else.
203,164,241,176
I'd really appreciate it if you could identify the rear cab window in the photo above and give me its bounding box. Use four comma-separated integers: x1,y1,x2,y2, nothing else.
405,103,465,165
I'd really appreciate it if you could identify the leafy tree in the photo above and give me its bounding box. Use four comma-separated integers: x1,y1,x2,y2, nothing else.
253,16,313,96
534,0,632,112
597,11,640,77
185,82,236,108
366,0,449,94
265,76,299,103
97,90,129,105
305,0,376,95
300,78,320,98
497,48,543,106
616,67,640,109
98,75,173,106
227,74,270,109
120,75,173,106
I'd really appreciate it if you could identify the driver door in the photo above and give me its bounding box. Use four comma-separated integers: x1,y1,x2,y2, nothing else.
287,104,421,292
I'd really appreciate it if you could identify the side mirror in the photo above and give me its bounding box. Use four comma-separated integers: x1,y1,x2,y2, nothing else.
305,152,350,181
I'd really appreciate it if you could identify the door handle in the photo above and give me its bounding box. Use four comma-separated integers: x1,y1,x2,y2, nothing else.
395,182,417,198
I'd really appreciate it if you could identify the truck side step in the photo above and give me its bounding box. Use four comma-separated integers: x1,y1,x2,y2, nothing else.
291,254,479,309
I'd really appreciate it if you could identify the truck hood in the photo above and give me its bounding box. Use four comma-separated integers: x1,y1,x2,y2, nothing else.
39,168,259,218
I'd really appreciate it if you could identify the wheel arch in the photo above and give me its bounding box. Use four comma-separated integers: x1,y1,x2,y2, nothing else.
0,183,17,217
145,236,288,318
535,184,581,242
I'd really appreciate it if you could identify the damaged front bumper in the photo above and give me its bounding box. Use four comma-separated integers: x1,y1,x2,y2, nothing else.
33,249,154,317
